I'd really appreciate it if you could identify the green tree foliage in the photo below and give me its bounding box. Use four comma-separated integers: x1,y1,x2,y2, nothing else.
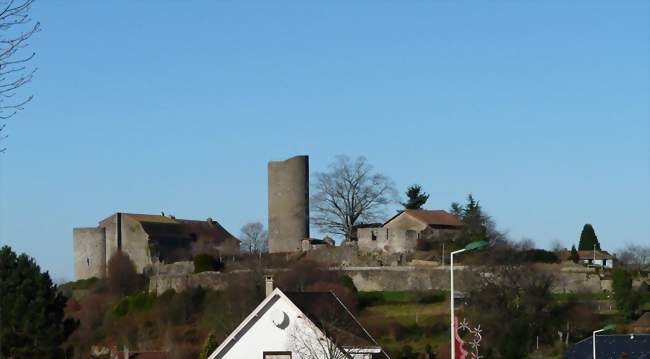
401,184,429,210
450,194,503,244
199,331,218,359
578,224,601,250
0,245,78,358
612,268,640,319
466,266,556,357
570,244,580,263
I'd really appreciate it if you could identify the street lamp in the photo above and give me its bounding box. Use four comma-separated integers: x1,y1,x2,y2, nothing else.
592,324,616,358
450,240,488,359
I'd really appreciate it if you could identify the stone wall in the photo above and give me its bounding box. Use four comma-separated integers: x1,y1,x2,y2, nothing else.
147,264,614,295
357,228,418,253
73,227,106,280
268,155,309,253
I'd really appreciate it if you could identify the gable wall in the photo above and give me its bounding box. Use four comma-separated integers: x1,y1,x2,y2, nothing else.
383,213,428,231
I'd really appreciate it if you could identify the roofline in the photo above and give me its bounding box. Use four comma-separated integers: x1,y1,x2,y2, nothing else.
328,291,389,358
209,288,383,358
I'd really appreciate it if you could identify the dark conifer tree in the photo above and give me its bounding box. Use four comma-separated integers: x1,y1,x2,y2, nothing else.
401,184,429,210
0,246,78,358
569,244,580,263
578,224,601,250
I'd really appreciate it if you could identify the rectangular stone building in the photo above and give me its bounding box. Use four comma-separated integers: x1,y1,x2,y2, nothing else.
357,209,463,253
74,212,239,280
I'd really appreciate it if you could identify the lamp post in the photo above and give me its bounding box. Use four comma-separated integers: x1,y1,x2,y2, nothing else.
450,240,488,359
592,324,616,358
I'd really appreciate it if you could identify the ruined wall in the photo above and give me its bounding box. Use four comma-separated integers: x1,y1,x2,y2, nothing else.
268,155,309,253
121,214,152,273
73,227,106,280
357,228,418,253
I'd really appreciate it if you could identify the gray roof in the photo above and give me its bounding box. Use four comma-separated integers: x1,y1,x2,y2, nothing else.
564,334,650,358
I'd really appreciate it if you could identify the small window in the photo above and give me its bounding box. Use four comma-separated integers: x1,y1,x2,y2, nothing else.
86,258,90,266
263,352,291,359
371,231,377,241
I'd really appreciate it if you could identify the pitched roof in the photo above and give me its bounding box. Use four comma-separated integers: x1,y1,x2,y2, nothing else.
209,289,388,359
577,250,614,260
285,291,383,349
564,334,650,358
385,209,464,227
122,213,238,244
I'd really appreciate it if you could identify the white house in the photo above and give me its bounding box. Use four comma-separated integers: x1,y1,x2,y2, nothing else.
578,250,615,268
208,278,388,359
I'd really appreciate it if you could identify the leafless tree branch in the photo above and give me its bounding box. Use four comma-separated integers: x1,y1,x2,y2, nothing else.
0,0,39,152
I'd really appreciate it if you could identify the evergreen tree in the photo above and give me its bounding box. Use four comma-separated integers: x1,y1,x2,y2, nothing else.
401,184,429,210
569,244,579,263
199,331,219,359
0,246,78,358
578,224,601,250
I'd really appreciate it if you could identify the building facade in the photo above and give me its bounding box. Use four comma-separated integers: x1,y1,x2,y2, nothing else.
74,212,239,280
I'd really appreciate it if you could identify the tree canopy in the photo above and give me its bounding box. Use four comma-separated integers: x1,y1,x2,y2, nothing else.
578,224,601,250
401,184,429,210
569,244,579,263
0,245,77,358
311,156,396,240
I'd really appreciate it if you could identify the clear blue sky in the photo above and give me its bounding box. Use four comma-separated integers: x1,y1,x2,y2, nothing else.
0,1,648,280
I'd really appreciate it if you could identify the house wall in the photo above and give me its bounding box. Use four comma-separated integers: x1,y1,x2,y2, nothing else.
581,258,614,268
100,213,119,268
357,228,418,253
268,155,309,253
73,227,106,280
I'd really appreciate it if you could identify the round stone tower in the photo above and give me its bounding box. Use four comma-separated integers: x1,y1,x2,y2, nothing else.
268,155,309,253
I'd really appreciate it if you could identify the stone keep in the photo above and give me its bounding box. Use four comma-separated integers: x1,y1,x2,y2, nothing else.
73,227,106,280
268,155,309,253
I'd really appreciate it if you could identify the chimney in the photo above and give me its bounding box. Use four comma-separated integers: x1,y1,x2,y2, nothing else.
265,275,274,297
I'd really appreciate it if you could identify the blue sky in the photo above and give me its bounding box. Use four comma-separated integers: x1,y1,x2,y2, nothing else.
0,1,648,280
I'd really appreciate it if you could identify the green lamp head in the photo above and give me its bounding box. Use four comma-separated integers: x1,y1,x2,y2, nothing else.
464,240,489,251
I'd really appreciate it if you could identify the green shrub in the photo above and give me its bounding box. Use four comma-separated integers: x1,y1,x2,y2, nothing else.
130,292,155,311
415,291,446,304
193,254,224,273
339,274,358,294
113,298,130,317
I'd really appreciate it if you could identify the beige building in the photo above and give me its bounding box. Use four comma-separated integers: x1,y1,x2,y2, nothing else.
357,209,463,253
74,212,239,280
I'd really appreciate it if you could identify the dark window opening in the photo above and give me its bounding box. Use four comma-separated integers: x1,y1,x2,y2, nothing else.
86,258,90,266
371,231,377,241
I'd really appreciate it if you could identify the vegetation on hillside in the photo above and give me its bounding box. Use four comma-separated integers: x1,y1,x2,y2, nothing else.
0,246,78,358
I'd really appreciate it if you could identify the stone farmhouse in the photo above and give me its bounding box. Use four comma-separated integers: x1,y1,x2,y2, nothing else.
209,278,388,359
74,212,239,280
357,209,464,253
577,249,615,268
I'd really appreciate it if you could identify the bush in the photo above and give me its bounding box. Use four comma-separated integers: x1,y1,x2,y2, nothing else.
415,291,446,304
522,249,559,263
113,298,129,317
193,254,224,273
339,274,358,294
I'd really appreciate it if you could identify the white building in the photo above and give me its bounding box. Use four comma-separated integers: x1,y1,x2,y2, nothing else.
578,250,615,268
208,278,388,359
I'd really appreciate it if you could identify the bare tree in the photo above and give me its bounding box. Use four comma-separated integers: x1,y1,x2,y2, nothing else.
550,239,565,254
240,221,268,253
289,299,366,359
311,156,396,240
0,0,39,152
617,243,650,272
